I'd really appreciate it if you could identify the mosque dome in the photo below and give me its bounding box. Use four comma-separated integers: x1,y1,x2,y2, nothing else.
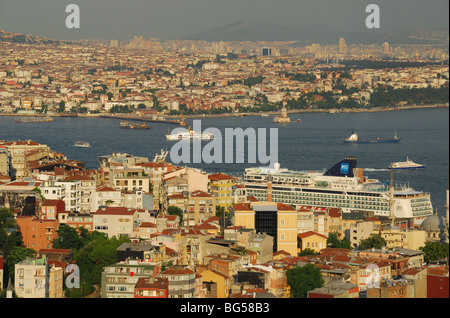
420,215,447,232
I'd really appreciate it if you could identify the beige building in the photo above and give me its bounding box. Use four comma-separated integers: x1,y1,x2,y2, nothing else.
5,140,50,179
93,207,139,238
14,257,63,298
378,228,427,250
109,166,151,193
0,145,10,176
346,221,374,248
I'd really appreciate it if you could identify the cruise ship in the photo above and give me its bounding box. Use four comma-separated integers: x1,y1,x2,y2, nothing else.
243,157,433,226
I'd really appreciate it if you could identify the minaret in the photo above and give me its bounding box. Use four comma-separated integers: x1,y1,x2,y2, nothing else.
6,277,13,298
389,169,395,228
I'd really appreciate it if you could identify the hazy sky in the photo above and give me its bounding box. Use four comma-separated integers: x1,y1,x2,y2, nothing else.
0,0,448,40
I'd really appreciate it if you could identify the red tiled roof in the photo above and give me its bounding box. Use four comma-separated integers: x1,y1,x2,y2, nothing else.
190,190,213,197
277,203,295,211
96,185,118,192
41,199,64,206
298,231,327,240
208,173,235,181
161,268,195,275
139,222,156,228
231,203,252,211
94,207,137,215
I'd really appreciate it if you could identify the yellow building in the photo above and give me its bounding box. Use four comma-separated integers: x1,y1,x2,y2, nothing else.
297,231,328,254
208,173,236,210
21,97,32,109
230,201,298,256
200,269,231,298
377,228,427,250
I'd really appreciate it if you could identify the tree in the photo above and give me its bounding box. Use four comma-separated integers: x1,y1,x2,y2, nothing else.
298,248,317,256
0,208,17,251
5,246,36,282
168,206,183,226
52,225,83,250
419,242,450,263
327,232,352,249
358,234,387,250
286,264,324,298
58,100,66,113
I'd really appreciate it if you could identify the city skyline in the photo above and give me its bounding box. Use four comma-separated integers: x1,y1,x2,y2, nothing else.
0,0,448,41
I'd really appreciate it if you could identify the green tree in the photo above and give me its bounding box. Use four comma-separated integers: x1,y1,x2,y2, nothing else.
0,207,18,252
298,248,317,256
419,242,450,263
327,232,352,249
58,100,66,113
358,234,387,250
286,263,324,298
51,225,83,250
168,206,183,226
5,246,36,281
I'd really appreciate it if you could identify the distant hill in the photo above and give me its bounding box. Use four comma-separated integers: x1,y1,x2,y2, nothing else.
0,30,71,45
183,19,449,45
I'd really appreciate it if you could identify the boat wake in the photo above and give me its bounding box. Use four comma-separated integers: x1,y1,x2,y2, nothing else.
363,168,390,172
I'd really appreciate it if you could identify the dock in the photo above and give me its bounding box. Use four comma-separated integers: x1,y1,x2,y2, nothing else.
100,114,180,125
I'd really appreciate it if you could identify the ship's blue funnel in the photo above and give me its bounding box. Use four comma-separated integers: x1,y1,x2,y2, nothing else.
324,157,357,177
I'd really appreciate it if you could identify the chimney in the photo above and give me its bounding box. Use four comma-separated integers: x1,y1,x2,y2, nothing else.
267,177,272,202
356,168,364,183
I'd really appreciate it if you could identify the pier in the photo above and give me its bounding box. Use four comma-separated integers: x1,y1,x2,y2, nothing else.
100,114,180,125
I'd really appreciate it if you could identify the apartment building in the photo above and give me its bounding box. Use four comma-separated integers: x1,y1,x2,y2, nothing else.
40,179,81,212
93,207,139,238
39,199,65,220
4,140,50,179
93,185,122,209
208,173,236,210
64,175,96,213
109,166,150,193
14,257,63,298
16,216,59,250
101,259,159,298
134,277,169,298
167,190,216,227
159,267,196,299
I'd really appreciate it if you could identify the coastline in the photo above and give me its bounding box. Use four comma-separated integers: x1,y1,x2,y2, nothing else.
0,103,448,120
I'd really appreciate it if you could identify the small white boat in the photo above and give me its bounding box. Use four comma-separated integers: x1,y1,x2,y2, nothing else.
74,141,91,148
389,157,425,170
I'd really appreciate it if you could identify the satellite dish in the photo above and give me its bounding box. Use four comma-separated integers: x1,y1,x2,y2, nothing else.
274,163,280,171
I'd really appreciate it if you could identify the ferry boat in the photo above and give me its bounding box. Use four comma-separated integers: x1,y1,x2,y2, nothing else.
243,157,433,226
166,126,214,141
15,116,53,123
120,120,151,130
74,141,91,148
389,157,425,170
344,130,400,143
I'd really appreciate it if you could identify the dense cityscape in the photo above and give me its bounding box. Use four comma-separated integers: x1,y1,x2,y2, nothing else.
0,3,449,305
